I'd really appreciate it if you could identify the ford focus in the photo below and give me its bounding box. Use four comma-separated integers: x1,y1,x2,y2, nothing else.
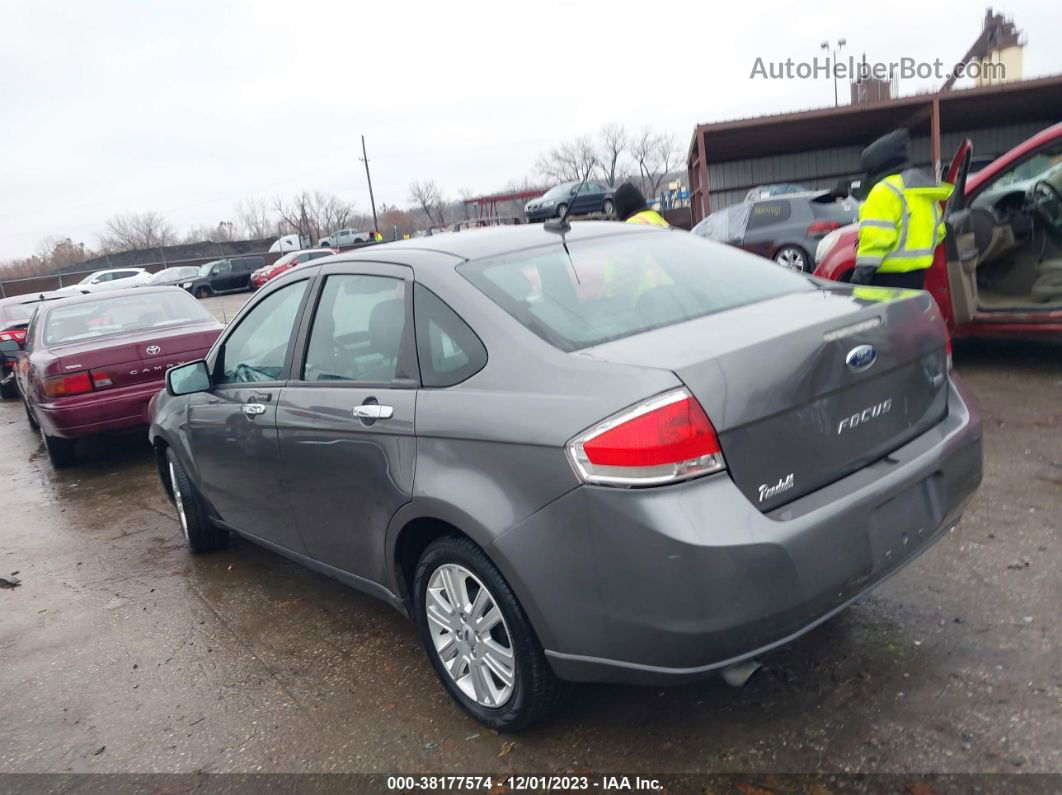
149,223,982,729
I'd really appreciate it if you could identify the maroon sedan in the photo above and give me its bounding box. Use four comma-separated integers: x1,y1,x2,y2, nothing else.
4,287,222,467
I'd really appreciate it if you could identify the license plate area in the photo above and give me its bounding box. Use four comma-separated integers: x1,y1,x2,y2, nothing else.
868,474,946,570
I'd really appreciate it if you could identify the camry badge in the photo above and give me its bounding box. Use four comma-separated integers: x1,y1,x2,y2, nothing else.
145,345,162,356
845,344,876,372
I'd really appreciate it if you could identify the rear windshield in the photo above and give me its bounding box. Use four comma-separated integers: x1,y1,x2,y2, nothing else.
460,231,812,351
44,291,213,346
4,302,38,322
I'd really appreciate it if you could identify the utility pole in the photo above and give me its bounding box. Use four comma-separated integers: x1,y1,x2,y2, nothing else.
360,135,379,236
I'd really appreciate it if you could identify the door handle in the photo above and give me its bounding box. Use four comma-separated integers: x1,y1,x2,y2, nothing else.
242,403,267,417
352,404,394,420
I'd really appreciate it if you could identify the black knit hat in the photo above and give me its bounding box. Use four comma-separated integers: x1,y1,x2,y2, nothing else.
861,129,911,188
614,182,647,221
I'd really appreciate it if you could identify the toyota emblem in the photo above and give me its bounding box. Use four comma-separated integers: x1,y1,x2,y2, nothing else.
146,345,162,356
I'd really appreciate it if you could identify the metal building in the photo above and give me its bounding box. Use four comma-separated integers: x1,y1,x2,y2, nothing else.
687,74,1062,223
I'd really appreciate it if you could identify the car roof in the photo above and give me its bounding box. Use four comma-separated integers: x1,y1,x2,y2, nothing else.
323,221,659,266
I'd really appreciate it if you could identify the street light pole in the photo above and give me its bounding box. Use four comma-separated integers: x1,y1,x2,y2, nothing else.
821,38,847,107
360,134,379,236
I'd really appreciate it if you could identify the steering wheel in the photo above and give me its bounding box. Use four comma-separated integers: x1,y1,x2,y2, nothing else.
1030,180,1062,233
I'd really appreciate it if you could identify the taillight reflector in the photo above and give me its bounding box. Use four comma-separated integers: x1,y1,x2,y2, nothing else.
90,370,114,388
43,371,94,398
807,219,841,237
567,389,726,487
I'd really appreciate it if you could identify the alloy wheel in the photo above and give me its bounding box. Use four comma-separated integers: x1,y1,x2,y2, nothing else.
775,247,807,271
425,563,516,708
169,461,190,540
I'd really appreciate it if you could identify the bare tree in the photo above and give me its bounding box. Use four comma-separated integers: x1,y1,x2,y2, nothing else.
631,128,679,199
273,191,358,244
408,180,446,226
183,221,238,244
234,197,277,239
99,211,176,252
534,136,597,184
595,123,629,187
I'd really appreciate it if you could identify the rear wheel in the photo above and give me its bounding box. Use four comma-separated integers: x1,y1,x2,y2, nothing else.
603,198,615,216
166,448,227,552
555,203,568,218
24,402,38,430
414,535,568,731
0,371,16,399
774,245,809,272
40,427,76,468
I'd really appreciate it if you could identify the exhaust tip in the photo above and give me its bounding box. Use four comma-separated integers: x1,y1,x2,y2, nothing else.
721,660,762,688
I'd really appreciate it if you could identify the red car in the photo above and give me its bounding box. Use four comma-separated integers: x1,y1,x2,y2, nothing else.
815,122,1062,337
249,248,337,289
0,291,68,399
1,287,222,467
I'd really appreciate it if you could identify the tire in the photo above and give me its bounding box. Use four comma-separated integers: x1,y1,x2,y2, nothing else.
166,448,228,553
555,203,568,218
40,428,76,468
774,245,810,272
24,401,38,430
0,372,16,400
603,198,615,216
195,286,211,299
414,535,569,731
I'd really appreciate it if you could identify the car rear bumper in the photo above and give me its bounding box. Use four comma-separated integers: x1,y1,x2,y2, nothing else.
36,380,166,439
489,373,983,685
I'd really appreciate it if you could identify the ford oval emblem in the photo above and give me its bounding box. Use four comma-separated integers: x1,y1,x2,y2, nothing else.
846,344,877,372
146,345,161,356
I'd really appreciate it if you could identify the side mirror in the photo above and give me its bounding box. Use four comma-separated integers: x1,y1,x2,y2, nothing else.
166,360,212,396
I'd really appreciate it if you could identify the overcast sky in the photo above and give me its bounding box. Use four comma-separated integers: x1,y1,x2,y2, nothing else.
1,0,1059,259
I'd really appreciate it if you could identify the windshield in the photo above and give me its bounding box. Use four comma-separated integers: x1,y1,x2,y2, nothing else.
460,231,812,351
146,267,196,284
198,260,223,277
43,291,214,346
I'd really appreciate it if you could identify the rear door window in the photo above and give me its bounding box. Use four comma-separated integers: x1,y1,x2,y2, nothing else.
460,231,811,351
746,200,791,230
302,275,408,384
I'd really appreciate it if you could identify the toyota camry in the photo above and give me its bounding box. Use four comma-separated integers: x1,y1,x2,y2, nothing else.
148,222,983,729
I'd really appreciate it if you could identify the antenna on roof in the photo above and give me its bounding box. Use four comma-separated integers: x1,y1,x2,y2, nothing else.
544,166,593,236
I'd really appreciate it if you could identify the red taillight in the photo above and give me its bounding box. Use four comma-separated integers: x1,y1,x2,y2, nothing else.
567,389,726,486
43,371,94,398
0,328,26,343
807,219,841,237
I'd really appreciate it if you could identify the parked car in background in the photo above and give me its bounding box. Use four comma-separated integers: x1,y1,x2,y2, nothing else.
4,287,222,467
815,122,1062,338
744,183,812,201
692,192,857,272
250,249,337,289
321,229,370,248
0,291,68,398
524,181,615,222
54,268,149,295
182,256,265,298
140,265,201,288
269,233,312,253
150,222,981,730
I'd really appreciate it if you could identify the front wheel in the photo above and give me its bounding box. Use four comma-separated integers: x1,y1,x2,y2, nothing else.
602,198,614,216
166,448,228,552
414,535,568,731
774,245,810,272
555,203,567,218
195,286,211,299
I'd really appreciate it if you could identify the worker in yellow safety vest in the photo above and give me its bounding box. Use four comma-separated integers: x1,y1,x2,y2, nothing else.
851,129,953,289
373,231,383,242
614,183,670,227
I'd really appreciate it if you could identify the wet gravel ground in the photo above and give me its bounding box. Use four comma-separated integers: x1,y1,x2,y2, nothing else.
0,297,1059,776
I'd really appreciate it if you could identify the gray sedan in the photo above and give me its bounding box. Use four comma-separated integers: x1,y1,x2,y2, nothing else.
150,223,982,730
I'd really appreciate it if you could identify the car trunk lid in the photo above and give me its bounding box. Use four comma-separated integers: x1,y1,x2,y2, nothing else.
578,287,950,511
45,322,221,389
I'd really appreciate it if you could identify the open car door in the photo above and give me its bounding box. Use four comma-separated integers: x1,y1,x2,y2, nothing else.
925,139,978,331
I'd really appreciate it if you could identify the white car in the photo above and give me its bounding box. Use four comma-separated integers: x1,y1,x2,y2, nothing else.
56,268,149,294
